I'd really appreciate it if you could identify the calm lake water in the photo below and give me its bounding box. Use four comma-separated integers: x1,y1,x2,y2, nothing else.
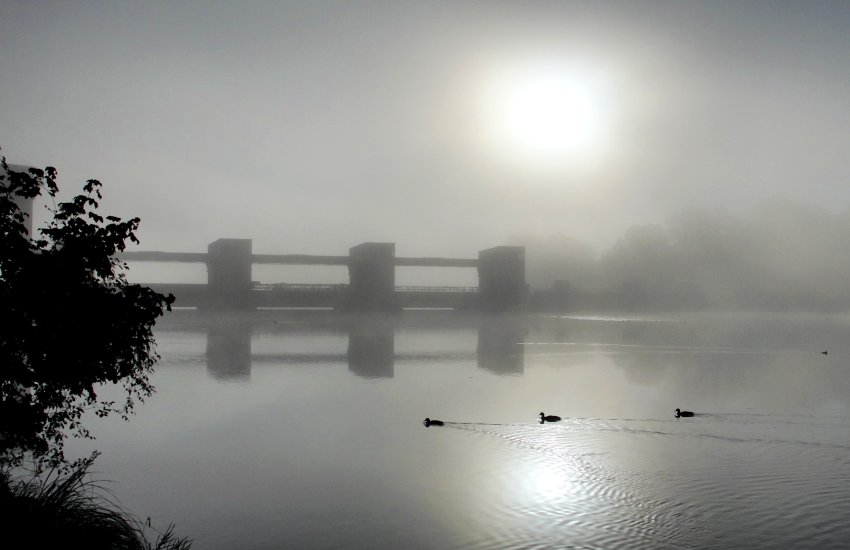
68,310,850,549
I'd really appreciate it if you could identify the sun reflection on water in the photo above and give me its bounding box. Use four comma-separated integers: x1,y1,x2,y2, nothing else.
524,451,577,502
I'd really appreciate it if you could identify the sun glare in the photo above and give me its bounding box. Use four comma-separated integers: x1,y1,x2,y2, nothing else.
504,75,600,154
477,61,612,171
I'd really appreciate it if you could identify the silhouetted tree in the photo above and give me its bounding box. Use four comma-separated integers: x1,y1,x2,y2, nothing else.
0,155,174,467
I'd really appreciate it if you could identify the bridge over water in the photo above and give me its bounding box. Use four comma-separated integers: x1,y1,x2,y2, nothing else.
122,239,526,311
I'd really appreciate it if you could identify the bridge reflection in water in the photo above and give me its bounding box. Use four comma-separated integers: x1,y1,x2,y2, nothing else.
183,313,527,380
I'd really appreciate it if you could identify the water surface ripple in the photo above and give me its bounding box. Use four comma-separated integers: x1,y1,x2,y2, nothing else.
438,413,850,549
70,312,850,549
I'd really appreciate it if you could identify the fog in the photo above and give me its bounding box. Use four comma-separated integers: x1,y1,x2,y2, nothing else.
3,1,850,304
518,198,850,311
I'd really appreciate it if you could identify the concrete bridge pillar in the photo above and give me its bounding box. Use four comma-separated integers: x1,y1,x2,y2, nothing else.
3,164,35,236
13,194,33,236
347,242,397,311
206,238,253,310
477,246,527,312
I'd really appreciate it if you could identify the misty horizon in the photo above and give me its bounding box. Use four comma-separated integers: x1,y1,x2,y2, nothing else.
8,167,850,311
8,162,850,311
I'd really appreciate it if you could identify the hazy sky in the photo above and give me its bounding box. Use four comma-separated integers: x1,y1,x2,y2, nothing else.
3,1,850,262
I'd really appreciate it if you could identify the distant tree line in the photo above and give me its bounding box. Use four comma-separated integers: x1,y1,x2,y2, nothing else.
514,199,850,312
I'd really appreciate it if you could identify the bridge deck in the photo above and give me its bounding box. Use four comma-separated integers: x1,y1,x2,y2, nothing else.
253,283,478,293
120,251,479,267
120,251,208,263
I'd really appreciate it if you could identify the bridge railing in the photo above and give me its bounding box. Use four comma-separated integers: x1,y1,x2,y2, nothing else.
394,285,479,294
251,283,479,294
253,283,348,291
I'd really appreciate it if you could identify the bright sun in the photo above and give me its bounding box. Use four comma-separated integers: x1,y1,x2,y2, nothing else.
478,62,611,171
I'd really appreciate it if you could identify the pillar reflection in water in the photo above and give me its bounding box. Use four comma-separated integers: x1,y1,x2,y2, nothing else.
206,319,252,380
347,319,395,379
477,316,527,375
201,313,525,381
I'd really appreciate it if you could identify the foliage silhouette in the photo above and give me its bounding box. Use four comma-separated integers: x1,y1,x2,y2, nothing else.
0,153,174,468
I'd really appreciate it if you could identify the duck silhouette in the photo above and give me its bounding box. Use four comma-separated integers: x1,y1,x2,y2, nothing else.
674,408,695,418
539,412,562,422
423,417,444,427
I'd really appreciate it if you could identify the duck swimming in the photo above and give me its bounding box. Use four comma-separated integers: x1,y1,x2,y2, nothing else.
539,412,562,422
675,408,694,418
423,418,444,427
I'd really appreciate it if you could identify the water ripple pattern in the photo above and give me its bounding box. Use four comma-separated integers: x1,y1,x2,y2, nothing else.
435,413,850,549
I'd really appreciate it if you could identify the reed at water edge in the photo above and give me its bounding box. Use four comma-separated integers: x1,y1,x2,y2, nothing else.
0,454,192,550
